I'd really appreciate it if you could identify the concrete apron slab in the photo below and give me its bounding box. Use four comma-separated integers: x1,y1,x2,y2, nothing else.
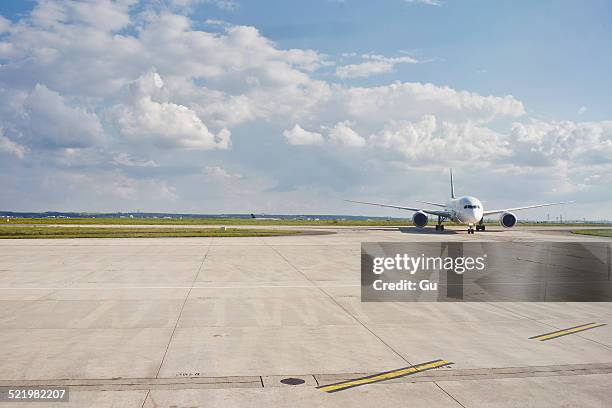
0,363,610,392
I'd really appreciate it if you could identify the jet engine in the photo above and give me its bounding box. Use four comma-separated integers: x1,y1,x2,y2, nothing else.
412,211,429,228
499,212,517,228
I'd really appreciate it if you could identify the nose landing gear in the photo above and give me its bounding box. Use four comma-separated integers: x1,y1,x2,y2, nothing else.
435,216,445,231
467,224,475,234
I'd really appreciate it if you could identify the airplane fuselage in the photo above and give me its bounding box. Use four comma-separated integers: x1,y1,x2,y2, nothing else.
445,196,484,225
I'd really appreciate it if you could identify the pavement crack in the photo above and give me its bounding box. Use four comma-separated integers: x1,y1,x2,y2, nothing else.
434,382,467,408
154,239,213,378
140,389,150,408
267,243,412,366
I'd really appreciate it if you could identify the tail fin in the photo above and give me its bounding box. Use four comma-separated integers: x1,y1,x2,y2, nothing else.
450,168,455,198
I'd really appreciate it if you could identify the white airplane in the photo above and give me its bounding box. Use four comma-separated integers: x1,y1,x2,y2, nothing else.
346,169,572,234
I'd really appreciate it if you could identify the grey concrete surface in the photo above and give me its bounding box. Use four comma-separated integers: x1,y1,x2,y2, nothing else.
0,226,610,407
12,391,149,408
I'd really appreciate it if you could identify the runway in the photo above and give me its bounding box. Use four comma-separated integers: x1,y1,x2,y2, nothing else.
0,226,611,407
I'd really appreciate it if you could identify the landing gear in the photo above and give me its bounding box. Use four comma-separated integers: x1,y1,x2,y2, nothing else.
435,216,445,232
467,224,475,234
476,218,485,231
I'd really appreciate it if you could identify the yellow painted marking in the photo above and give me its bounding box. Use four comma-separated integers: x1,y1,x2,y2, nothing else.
530,323,606,341
317,359,452,393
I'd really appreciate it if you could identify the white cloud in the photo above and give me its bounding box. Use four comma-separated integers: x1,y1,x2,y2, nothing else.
283,124,324,146
577,106,587,115
0,1,523,142
104,176,178,202
111,72,231,150
369,115,510,162
206,0,238,10
113,152,159,168
0,1,608,218
0,15,11,34
0,129,27,159
171,0,238,10
204,18,231,27
204,165,243,179
335,54,419,79
403,0,442,6
21,84,104,148
509,120,612,166
30,0,135,32
328,121,366,147
47,170,178,202
339,82,525,124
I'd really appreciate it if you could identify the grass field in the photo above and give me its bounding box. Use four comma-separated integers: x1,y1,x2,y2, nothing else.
571,229,612,238
0,226,302,239
3,217,410,226
3,217,609,227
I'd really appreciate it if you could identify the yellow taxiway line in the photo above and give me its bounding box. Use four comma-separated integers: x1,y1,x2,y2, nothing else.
530,322,606,341
317,359,453,393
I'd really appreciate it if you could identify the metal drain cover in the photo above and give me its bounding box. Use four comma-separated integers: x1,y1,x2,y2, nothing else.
280,377,306,385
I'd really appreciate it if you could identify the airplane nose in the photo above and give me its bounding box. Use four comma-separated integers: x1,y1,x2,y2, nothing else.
470,210,482,223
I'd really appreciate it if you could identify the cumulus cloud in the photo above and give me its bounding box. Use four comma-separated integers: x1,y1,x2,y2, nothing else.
340,82,525,124
21,84,104,149
30,0,134,32
509,120,612,167
113,152,159,168
283,125,324,146
328,121,366,147
111,72,231,150
336,54,419,79
204,165,243,179
369,115,510,163
0,0,525,144
0,0,609,217
0,129,27,159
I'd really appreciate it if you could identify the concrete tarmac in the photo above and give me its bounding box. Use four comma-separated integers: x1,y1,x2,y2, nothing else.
0,226,611,407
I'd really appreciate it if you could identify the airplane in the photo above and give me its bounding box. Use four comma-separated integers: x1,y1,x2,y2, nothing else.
346,169,572,234
250,213,281,221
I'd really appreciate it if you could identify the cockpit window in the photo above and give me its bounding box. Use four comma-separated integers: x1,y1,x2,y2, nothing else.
464,205,481,209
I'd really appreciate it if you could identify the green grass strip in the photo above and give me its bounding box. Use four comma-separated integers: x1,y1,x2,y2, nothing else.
0,226,302,239
571,229,612,237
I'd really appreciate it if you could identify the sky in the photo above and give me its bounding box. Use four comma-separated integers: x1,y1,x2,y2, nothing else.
0,0,610,219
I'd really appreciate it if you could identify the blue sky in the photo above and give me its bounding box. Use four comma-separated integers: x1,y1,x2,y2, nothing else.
193,0,612,120
4,0,610,119
0,0,610,219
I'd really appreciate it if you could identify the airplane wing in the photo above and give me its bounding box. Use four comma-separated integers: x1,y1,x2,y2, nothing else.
344,200,451,218
483,201,573,216
415,200,446,208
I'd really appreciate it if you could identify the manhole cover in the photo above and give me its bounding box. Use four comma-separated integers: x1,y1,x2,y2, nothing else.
280,377,305,385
